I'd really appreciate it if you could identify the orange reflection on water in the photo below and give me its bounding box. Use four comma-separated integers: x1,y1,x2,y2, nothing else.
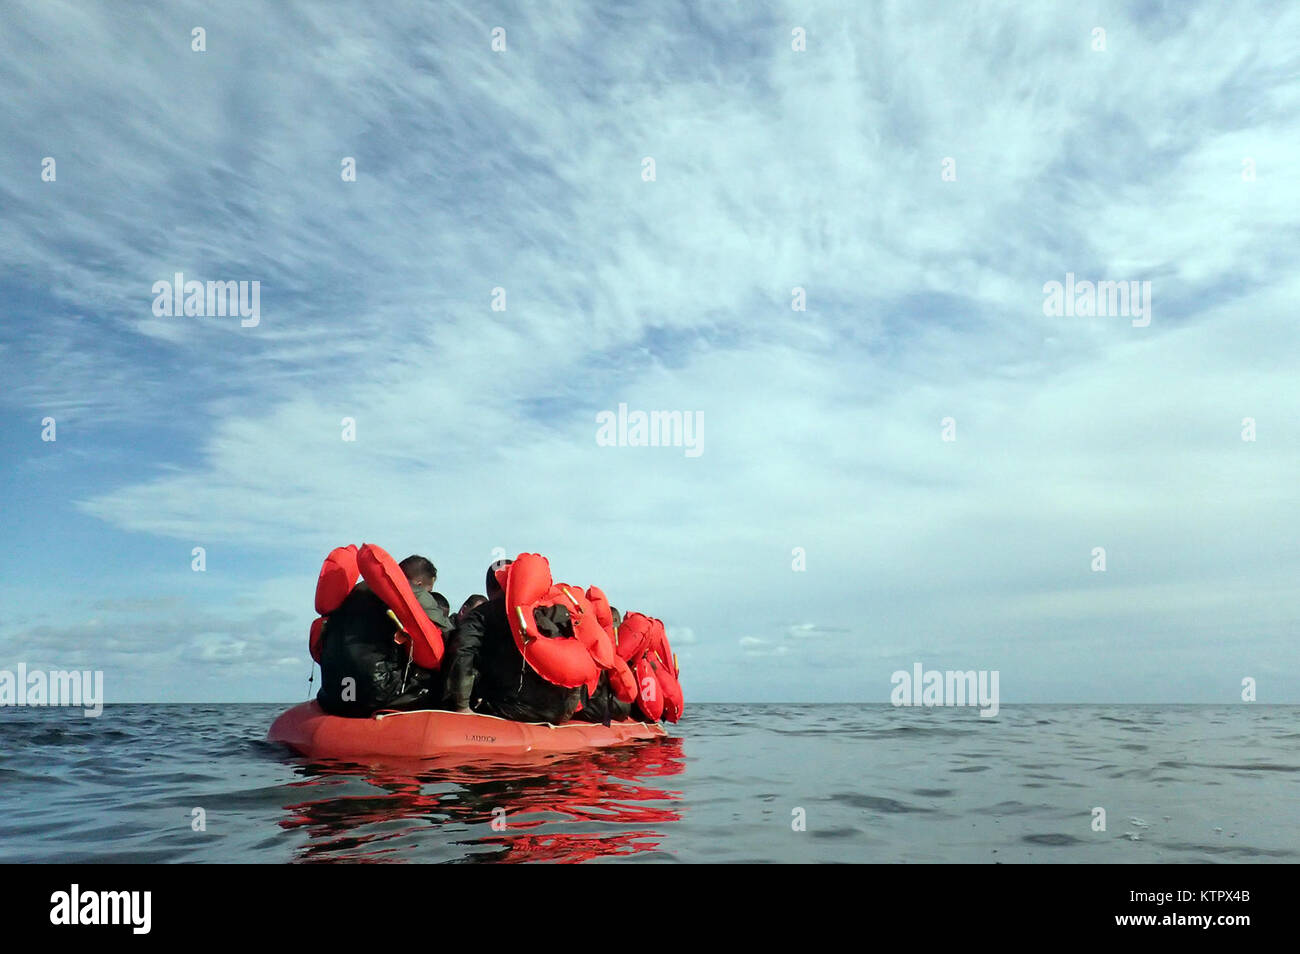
278,736,685,863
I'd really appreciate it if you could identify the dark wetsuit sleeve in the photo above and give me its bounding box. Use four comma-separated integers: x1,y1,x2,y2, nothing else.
413,588,453,632
442,604,485,710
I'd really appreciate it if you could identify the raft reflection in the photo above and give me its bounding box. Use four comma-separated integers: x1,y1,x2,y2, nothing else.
277,737,685,863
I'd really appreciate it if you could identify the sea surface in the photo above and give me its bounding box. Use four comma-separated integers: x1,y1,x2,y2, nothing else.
1,704,1297,863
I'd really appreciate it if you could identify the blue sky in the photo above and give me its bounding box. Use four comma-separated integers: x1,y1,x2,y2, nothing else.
1,1,1297,703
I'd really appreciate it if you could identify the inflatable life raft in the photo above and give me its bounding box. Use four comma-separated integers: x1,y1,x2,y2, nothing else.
268,701,666,759
274,545,681,760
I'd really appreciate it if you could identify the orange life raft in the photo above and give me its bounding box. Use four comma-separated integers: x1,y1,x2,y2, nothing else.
291,546,683,758
268,701,666,759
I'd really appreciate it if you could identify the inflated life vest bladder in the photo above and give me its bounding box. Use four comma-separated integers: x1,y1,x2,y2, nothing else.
614,611,659,715
647,620,683,722
615,612,684,722
585,587,613,631
315,545,359,615
635,654,665,721
585,586,615,638
309,615,326,663
310,545,361,663
357,543,444,670
578,586,640,704
650,656,682,722
554,584,617,670
505,554,600,692
614,612,656,662
608,657,639,704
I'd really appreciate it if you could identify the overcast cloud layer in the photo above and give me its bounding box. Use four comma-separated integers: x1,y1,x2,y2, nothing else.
1,1,1297,703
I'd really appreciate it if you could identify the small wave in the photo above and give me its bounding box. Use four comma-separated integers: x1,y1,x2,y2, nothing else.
831,793,935,814
1023,833,1084,846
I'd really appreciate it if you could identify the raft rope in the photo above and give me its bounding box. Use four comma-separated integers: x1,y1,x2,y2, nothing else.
515,605,528,693
386,609,413,694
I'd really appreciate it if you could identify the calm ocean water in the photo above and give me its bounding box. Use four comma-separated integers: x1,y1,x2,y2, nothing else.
1,703,1296,863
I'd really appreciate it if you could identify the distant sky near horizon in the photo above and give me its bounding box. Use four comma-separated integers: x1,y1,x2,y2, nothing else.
1,1,1297,704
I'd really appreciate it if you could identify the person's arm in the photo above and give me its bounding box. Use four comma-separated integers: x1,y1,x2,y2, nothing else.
441,603,485,712
413,588,453,632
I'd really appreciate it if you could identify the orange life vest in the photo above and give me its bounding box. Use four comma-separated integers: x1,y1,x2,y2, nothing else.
586,586,638,703
504,553,601,692
309,545,360,663
356,543,444,670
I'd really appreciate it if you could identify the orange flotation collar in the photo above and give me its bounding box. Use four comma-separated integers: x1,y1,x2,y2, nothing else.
315,545,359,615
554,584,617,671
614,612,656,662
357,543,444,670
635,655,665,721
310,545,362,663
309,542,445,668
585,586,615,637
505,553,601,692
616,612,684,722
308,615,327,664
648,619,684,722
585,586,639,704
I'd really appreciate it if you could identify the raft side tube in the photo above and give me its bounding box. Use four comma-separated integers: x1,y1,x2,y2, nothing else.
267,701,666,760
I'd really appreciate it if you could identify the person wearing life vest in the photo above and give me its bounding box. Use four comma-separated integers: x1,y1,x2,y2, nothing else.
601,608,683,723
455,594,487,624
431,591,452,618
317,555,454,717
441,559,583,724
575,605,634,724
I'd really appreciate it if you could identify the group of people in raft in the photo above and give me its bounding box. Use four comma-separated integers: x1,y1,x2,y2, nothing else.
309,544,684,726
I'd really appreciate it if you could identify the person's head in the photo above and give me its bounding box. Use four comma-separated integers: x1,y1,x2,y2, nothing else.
399,555,437,593
431,591,451,615
457,594,487,622
485,558,513,600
